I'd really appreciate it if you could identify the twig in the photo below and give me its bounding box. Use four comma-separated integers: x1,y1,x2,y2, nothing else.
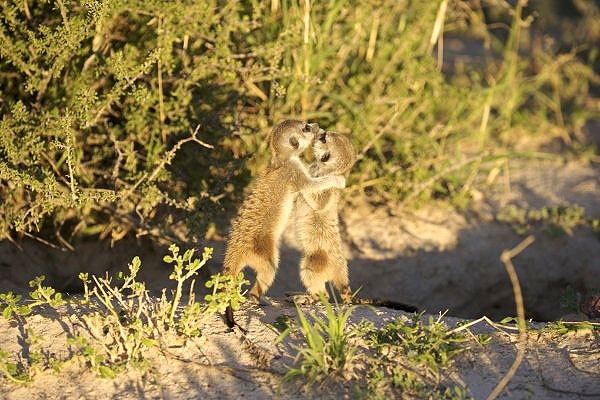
55,141,78,202
356,111,400,161
121,125,212,200
486,235,534,400
20,231,70,252
157,16,166,143
402,154,486,204
110,133,124,182
447,315,518,337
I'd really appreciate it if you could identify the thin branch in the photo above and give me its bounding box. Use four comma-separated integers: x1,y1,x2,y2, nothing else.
401,154,487,204
20,231,70,252
121,125,213,201
157,15,166,143
486,235,534,400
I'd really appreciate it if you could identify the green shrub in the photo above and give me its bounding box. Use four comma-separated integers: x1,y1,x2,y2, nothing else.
1,0,597,244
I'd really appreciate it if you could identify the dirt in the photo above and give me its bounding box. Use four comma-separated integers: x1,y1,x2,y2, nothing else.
1,157,599,398
0,300,599,399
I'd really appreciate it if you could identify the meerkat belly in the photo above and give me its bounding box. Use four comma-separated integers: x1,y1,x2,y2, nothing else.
272,190,296,240
296,203,339,251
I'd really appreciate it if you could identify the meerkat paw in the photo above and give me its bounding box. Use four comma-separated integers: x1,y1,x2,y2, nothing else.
249,294,273,307
288,293,320,306
333,175,346,189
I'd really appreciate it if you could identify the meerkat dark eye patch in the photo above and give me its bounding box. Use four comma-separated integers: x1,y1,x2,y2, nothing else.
289,136,299,149
304,123,319,134
319,131,327,143
320,152,330,162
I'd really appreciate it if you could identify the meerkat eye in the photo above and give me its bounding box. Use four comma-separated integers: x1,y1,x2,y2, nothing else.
289,136,299,149
319,131,327,143
320,152,330,162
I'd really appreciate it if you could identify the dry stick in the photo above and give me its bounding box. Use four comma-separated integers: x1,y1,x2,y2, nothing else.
486,235,535,400
20,230,70,252
447,315,518,337
301,0,310,119
157,16,166,144
402,154,487,204
55,142,78,202
356,111,400,161
121,125,213,201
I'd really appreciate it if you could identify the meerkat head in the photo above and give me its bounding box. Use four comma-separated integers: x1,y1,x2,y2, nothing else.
312,130,356,175
269,120,319,165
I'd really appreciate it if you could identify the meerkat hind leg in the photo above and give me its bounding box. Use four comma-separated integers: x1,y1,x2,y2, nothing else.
331,262,352,303
297,250,330,302
247,256,277,306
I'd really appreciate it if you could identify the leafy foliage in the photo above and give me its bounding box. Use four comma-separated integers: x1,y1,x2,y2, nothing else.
356,313,471,399
279,294,358,384
0,243,249,382
1,0,598,245
496,203,599,237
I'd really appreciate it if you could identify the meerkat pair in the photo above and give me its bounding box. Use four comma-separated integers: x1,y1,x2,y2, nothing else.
223,121,416,327
222,120,346,326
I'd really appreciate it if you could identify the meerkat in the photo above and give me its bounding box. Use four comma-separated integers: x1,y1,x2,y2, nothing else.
293,130,418,313
294,130,356,302
223,120,346,327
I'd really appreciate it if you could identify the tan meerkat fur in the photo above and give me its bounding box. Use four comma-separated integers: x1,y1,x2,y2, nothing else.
294,130,356,302
293,131,419,313
223,121,346,318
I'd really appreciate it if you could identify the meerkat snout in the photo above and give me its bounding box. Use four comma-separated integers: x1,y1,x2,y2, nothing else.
304,123,320,135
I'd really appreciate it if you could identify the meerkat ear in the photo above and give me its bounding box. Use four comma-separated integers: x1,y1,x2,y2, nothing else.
289,136,299,149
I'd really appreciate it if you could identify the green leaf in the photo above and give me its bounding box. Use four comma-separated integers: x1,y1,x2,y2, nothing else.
2,307,13,320
17,306,32,316
98,365,117,379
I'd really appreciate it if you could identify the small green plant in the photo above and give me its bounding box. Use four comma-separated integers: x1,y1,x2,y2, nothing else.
366,313,467,372
0,327,64,385
496,204,593,237
0,276,67,321
163,244,212,326
0,292,32,320
272,314,295,333
0,349,28,385
541,320,600,337
476,334,492,346
67,335,119,379
0,242,251,384
357,313,470,398
204,272,249,315
29,276,66,309
279,295,358,384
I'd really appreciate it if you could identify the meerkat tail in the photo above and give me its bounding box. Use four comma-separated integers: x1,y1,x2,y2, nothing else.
223,254,242,329
351,297,419,313
225,305,235,328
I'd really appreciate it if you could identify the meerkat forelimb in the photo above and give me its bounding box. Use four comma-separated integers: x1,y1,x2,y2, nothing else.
223,120,346,327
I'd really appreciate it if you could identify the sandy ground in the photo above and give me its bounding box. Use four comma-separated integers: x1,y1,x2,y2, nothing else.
0,299,598,399
1,157,599,398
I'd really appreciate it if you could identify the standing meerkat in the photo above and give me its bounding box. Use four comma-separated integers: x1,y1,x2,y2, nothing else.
294,131,418,312
294,130,356,302
223,120,346,327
